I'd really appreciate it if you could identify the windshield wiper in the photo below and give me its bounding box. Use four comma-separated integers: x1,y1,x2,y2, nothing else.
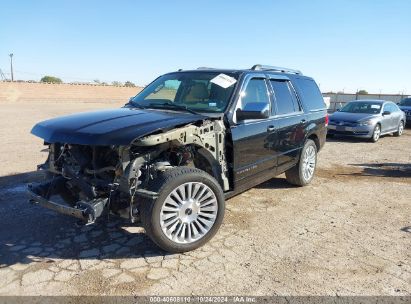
128,103,147,109
147,101,199,115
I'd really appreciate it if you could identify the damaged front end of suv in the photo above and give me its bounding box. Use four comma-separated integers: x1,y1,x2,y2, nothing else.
28,117,229,226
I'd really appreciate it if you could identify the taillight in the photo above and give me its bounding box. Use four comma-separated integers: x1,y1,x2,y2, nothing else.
325,113,329,126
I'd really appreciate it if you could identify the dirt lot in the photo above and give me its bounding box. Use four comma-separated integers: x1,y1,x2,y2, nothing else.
0,102,410,296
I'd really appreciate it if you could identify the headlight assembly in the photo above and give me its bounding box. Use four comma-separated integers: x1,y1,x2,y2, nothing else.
357,120,373,126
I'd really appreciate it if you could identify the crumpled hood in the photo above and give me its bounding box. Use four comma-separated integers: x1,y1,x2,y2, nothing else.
31,107,206,145
330,111,379,122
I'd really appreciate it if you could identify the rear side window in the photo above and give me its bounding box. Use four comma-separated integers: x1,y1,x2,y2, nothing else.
294,78,325,111
391,104,400,112
270,80,300,115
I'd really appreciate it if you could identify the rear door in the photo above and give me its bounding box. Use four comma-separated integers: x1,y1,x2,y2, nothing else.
389,103,403,130
269,78,306,172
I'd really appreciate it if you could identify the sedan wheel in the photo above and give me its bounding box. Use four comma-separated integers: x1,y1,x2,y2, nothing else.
394,121,404,137
371,124,381,142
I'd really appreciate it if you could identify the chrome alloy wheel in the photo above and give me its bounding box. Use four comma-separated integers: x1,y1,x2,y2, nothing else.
159,182,218,244
398,122,404,135
302,145,316,181
373,125,381,141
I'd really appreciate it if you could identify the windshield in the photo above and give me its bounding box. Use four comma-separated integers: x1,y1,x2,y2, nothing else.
130,72,239,113
399,98,411,106
340,102,382,114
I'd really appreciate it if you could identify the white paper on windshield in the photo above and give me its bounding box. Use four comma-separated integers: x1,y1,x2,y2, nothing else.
371,105,381,109
210,73,237,89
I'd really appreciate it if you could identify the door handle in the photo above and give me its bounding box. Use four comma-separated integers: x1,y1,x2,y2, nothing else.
267,125,275,132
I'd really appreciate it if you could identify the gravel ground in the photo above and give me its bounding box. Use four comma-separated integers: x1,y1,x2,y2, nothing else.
0,102,410,296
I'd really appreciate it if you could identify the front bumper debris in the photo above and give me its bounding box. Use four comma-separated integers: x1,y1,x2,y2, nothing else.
27,183,108,224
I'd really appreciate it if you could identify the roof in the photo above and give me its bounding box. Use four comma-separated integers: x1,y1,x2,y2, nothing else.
351,99,389,103
173,64,305,76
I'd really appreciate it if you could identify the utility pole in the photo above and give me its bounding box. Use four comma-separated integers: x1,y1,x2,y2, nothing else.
9,53,14,81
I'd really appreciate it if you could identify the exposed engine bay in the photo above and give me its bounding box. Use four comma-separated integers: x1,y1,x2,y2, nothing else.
28,119,230,225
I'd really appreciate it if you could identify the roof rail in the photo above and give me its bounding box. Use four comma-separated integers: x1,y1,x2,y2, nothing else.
251,64,302,75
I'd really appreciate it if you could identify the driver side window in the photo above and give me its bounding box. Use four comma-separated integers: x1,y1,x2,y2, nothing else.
383,103,391,113
241,78,270,109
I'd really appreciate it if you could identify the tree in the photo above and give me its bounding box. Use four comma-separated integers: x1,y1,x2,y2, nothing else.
40,75,62,84
357,90,368,95
124,81,136,87
111,81,123,86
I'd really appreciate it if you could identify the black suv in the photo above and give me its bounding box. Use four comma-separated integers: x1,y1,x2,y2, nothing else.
398,97,411,124
28,65,327,252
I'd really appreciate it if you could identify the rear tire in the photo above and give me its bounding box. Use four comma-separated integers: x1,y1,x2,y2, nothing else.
285,139,317,187
140,167,225,253
394,121,404,137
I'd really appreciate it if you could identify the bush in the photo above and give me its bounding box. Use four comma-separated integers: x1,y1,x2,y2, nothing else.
124,81,136,87
40,76,62,84
112,81,123,86
357,90,368,95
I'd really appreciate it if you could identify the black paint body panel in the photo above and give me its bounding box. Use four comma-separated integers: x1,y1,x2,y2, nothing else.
31,107,205,145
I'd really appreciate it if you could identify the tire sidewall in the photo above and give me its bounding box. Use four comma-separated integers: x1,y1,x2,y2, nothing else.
148,170,225,252
372,124,381,142
398,121,404,136
298,140,317,185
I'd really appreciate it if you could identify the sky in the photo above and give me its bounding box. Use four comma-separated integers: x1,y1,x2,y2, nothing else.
0,0,410,94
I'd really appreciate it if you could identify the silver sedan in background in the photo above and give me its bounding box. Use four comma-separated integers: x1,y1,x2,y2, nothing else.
328,100,406,142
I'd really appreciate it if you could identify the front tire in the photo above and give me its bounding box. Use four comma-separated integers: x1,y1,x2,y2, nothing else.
370,124,381,142
140,167,225,253
394,121,404,137
285,139,317,186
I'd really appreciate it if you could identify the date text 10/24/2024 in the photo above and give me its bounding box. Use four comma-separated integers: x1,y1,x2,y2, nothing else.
149,296,256,303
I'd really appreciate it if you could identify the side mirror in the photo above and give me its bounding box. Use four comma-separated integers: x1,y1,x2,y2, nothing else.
382,110,391,116
237,102,270,121
336,109,340,112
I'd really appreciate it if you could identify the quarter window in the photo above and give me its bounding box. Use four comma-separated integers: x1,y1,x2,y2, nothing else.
293,78,325,111
271,80,300,115
389,104,398,112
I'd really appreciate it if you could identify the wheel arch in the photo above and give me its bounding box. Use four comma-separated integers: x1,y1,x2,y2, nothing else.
307,133,320,151
192,147,224,189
